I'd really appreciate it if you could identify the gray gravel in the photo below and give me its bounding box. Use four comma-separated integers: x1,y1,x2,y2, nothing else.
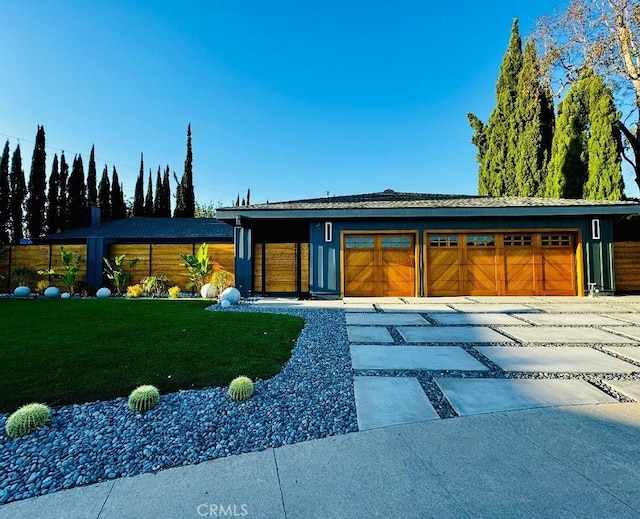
0,305,357,505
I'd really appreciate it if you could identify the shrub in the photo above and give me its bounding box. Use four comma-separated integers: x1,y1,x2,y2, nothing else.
180,243,212,293
228,376,254,401
37,246,82,295
168,286,181,299
210,270,235,297
5,403,51,438
36,279,50,294
141,275,171,297
126,284,144,298
103,255,140,294
128,385,160,412
12,265,37,287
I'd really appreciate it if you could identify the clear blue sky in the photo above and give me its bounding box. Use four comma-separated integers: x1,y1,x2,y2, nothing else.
2,1,634,207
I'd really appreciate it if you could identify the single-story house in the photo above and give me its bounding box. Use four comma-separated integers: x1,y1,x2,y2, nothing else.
216,190,640,298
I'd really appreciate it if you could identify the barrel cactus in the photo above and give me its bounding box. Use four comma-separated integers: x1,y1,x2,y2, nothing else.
5,403,51,438
128,385,160,412
228,376,254,401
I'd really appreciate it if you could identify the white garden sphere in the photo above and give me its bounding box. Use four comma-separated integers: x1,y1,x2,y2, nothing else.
44,286,60,298
61,292,71,299
200,283,215,299
13,286,31,297
96,287,112,298
220,299,231,309
220,287,241,304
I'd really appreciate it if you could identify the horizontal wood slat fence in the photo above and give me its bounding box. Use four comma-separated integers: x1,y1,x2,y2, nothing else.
614,241,640,292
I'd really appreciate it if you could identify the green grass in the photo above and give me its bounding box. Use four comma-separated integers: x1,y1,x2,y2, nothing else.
0,298,304,413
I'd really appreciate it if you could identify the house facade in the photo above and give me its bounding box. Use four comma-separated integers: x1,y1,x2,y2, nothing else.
216,190,640,298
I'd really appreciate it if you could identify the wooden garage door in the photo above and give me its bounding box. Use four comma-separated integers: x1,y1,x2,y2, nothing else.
539,234,575,295
503,234,536,295
344,234,415,297
426,235,462,296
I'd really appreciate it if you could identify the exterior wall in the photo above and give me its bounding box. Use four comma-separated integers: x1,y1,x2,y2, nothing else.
309,215,615,297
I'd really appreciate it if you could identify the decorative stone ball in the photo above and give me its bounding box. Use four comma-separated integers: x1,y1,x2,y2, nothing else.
221,299,231,309
61,292,71,299
13,286,31,297
44,286,60,298
200,283,215,299
96,287,112,299
221,287,241,304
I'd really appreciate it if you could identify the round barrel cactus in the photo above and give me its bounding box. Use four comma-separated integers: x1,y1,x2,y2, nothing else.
128,385,160,412
228,376,254,401
5,403,51,438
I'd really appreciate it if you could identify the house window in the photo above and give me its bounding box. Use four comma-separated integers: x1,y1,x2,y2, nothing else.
382,236,411,248
345,236,374,248
466,235,495,247
324,222,333,243
592,219,601,240
429,235,458,247
504,234,533,247
541,234,572,247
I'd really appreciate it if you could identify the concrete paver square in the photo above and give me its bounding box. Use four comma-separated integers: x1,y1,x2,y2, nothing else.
350,345,490,371
497,326,636,343
527,303,622,313
608,313,640,324
347,326,394,343
519,313,626,326
435,378,616,416
343,297,404,304
346,312,428,326
602,346,640,363
343,304,376,312
448,303,538,313
353,376,439,430
609,303,640,312
603,326,640,342
397,326,514,343
378,303,455,313
476,346,639,373
431,313,529,325
404,296,473,304
604,380,640,401
466,296,547,304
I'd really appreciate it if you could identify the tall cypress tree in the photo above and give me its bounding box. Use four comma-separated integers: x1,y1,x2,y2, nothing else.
144,170,154,216
246,188,251,205
0,140,10,243
133,153,144,216
467,114,489,194
67,155,86,229
183,123,195,217
111,167,126,220
46,154,60,234
583,72,624,200
162,166,171,217
87,144,98,204
58,152,69,231
98,164,111,222
514,38,555,197
9,144,26,243
173,171,185,217
153,166,162,216
26,125,47,238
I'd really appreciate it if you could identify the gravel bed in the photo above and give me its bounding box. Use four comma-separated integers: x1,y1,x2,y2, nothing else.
0,305,357,505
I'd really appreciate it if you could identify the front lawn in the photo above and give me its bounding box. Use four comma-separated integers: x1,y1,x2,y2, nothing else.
0,298,304,413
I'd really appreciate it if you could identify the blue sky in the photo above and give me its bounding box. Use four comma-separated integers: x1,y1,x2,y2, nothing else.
2,1,633,207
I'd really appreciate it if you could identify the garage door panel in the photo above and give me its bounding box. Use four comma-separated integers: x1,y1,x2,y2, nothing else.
466,247,498,295
427,246,461,296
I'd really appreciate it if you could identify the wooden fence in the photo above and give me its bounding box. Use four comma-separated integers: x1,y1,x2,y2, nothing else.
254,242,309,293
614,241,640,292
0,244,87,291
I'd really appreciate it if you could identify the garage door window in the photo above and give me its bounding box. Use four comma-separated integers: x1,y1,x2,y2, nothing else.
345,237,374,248
504,235,532,246
382,236,412,248
429,235,458,247
541,234,572,246
466,235,495,247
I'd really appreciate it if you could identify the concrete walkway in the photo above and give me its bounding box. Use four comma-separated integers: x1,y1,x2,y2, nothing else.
2,403,640,518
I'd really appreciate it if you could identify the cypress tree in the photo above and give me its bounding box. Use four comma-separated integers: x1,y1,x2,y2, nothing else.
583,72,624,200
58,152,69,231
111,167,126,220
9,145,26,243
0,140,10,243
133,153,144,216
98,164,111,222
153,167,162,216
87,144,98,203
467,114,489,194
246,188,251,205
26,125,47,238
182,123,195,217
514,38,555,197
144,170,154,216
46,154,60,234
173,171,185,217
483,19,523,195
162,166,171,217
67,155,86,229
546,83,589,198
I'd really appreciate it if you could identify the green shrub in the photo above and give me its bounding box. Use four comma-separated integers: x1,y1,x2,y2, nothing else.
5,403,51,438
128,385,160,412
141,275,171,297
180,243,212,292
103,255,140,294
12,265,37,287
210,270,235,296
228,376,254,401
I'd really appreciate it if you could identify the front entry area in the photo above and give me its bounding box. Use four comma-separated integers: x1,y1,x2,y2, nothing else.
425,232,578,296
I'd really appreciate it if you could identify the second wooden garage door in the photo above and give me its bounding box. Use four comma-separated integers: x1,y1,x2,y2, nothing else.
344,234,416,297
426,232,576,296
